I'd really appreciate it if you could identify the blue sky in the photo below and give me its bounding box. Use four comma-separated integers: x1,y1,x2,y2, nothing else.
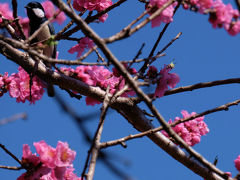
1,0,240,180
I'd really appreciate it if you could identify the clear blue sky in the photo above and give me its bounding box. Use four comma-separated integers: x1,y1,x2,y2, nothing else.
1,0,240,179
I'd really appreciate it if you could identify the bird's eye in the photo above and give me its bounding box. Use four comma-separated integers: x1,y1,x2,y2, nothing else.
32,8,45,18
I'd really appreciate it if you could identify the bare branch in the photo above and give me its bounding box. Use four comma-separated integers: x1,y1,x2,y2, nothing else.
83,87,110,180
0,165,22,170
0,144,22,166
0,113,27,126
104,0,176,43
100,98,240,148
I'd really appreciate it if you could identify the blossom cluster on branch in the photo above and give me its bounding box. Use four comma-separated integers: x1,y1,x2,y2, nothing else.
148,0,240,35
0,67,45,104
60,63,137,105
1,0,240,179
162,110,209,146
73,0,113,22
17,141,81,180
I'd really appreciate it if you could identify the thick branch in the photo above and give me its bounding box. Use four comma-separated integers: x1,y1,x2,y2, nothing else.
50,1,229,179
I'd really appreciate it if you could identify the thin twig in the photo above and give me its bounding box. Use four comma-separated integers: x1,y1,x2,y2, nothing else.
139,1,181,75
55,11,87,41
85,0,128,23
60,0,127,40
235,0,240,11
0,165,22,170
83,87,110,180
104,0,176,43
100,98,240,148
11,0,26,40
131,77,240,103
0,113,27,126
0,144,22,166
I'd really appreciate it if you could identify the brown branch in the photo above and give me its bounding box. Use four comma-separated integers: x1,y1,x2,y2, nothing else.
60,0,127,40
0,113,27,126
44,1,229,179
100,98,240,148
131,77,240,103
104,0,176,43
11,0,26,40
0,144,22,166
83,87,110,180
85,0,128,23
139,31,182,75
55,10,86,41
139,1,181,75
165,78,240,96
0,165,22,170
0,35,226,180
51,1,229,179
0,34,166,66
0,1,230,179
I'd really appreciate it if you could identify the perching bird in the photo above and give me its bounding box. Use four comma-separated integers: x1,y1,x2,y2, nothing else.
25,1,56,97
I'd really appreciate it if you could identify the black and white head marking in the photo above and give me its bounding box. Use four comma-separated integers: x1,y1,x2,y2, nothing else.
32,8,45,18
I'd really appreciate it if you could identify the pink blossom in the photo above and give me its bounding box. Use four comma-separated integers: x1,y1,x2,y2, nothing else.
74,66,94,85
64,167,82,180
42,0,66,25
73,0,112,12
0,72,9,88
55,141,76,167
8,67,45,104
18,141,80,180
234,155,240,171
227,21,240,36
68,37,94,58
34,140,56,168
154,64,180,98
73,0,112,22
61,64,135,105
0,3,13,20
186,0,213,13
162,110,209,146
18,144,51,180
86,96,101,105
147,66,158,79
148,0,176,27
209,0,239,30
22,144,40,166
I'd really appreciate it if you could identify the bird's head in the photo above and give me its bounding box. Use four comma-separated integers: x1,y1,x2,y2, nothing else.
25,1,46,21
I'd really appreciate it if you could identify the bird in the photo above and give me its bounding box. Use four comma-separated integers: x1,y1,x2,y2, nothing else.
25,1,56,97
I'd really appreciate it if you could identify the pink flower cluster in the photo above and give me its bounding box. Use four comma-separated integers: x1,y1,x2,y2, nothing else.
235,155,240,171
68,37,94,57
17,140,81,180
148,0,177,27
162,110,209,146
0,3,13,23
183,0,213,13
60,64,136,105
42,1,66,25
0,72,10,97
183,0,240,35
0,3,28,35
147,64,180,98
73,0,113,22
0,67,45,104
